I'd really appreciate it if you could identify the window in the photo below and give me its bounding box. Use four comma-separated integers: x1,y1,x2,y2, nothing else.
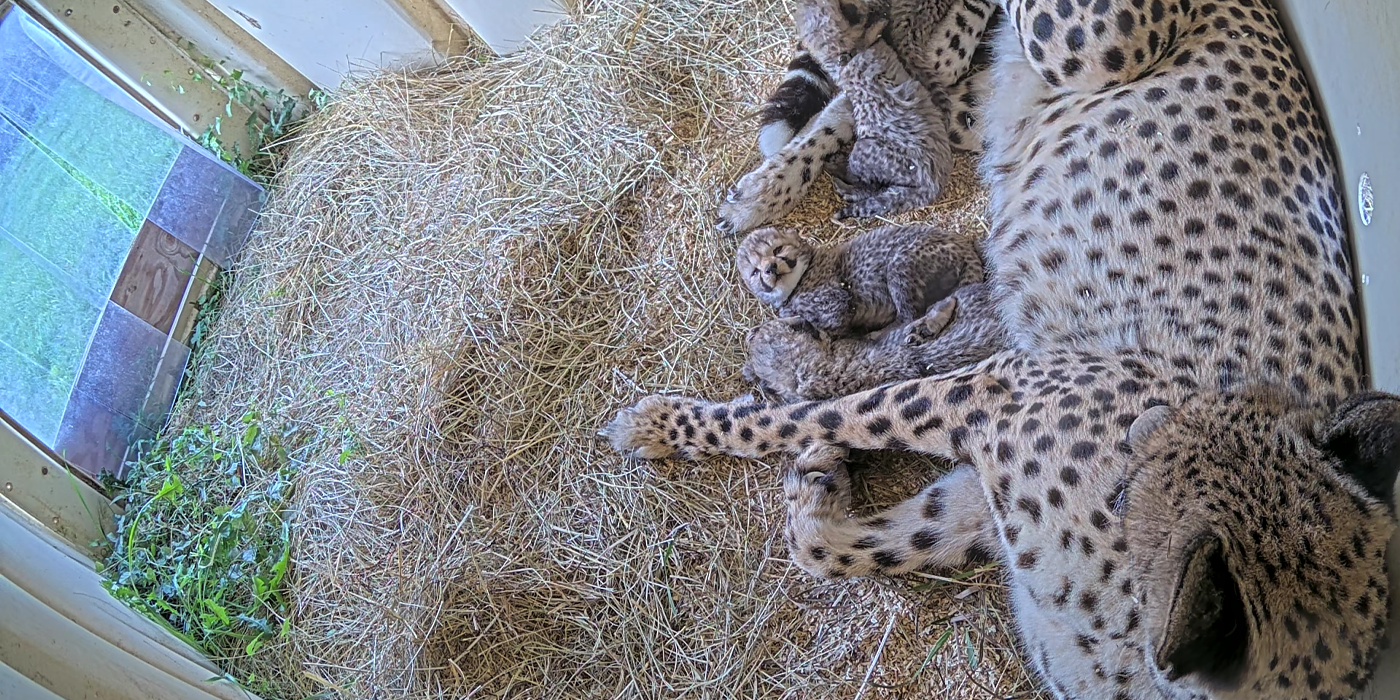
0,6,261,476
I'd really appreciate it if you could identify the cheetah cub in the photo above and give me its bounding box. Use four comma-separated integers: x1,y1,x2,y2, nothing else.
735,223,982,338
717,0,999,234
743,282,1005,402
813,3,954,220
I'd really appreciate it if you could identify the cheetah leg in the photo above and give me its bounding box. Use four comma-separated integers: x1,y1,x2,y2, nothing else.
1003,0,1189,92
785,444,997,578
716,94,854,235
887,232,984,324
903,296,959,344
605,350,1019,461
907,0,999,154
860,295,956,344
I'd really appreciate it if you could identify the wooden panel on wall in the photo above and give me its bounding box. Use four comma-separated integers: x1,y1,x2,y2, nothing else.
170,255,217,346
19,0,258,158
110,220,197,335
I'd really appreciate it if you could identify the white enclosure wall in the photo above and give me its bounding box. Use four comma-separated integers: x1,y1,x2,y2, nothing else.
0,496,261,700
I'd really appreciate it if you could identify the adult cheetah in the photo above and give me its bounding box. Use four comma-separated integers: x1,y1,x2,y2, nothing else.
609,1,1400,698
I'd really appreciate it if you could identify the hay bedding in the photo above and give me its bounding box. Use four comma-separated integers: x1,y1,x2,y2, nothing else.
171,0,1052,697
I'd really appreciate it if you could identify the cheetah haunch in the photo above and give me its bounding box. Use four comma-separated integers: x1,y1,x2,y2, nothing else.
611,1,1399,698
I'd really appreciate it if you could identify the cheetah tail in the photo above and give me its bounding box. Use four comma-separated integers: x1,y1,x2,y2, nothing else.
783,456,999,579
757,46,838,159
946,67,992,154
603,352,1016,461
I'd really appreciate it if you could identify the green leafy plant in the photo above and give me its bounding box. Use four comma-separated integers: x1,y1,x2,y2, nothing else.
175,46,327,184
101,411,296,688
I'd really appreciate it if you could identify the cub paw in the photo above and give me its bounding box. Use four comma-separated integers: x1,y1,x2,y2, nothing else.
603,395,685,460
830,174,876,203
835,195,892,221
905,296,959,345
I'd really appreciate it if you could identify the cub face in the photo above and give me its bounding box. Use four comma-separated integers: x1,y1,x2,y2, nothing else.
736,227,814,307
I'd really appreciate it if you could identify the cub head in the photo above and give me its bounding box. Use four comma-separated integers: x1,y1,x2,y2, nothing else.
1122,389,1399,700
741,316,830,403
795,0,889,70
736,227,813,308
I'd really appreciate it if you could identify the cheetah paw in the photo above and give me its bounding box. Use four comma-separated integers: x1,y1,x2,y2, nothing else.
783,444,852,516
603,395,684,460
717,165,784,235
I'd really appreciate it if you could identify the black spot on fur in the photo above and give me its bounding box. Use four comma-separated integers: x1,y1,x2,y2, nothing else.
817,411,844,431
911,529,941,550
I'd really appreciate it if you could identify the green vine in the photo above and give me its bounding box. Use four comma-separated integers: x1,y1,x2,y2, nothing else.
170,45,328,185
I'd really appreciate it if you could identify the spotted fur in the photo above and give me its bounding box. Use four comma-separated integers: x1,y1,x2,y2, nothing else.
757,49,839,158
735,223,983,337
743,281,1007,402
611,1,1399,698
718,0,1000,234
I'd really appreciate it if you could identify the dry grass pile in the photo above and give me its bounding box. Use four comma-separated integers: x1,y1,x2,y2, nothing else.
173,0,1049,697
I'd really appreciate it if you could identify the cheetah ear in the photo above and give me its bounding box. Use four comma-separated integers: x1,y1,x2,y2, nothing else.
1154,535,1250,687
1321,392,1400,511
1126,404,1173,450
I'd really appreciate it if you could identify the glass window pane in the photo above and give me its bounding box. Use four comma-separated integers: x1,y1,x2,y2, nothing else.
0,234,103,443
0,12,182,216
0,117,140,300
0,7,263,474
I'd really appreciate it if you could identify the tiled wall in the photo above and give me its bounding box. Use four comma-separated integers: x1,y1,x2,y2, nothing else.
0,8,261,477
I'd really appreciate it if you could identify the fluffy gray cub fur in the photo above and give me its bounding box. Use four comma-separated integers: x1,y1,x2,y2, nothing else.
799,0,953,219
716,0,998,234
830,31,953,219
743,282,1006,402
735,224,983,338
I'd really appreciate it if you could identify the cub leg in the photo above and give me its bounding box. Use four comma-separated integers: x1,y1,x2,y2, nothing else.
914,282,1011,376
837,53,952,219
886,230,984,324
